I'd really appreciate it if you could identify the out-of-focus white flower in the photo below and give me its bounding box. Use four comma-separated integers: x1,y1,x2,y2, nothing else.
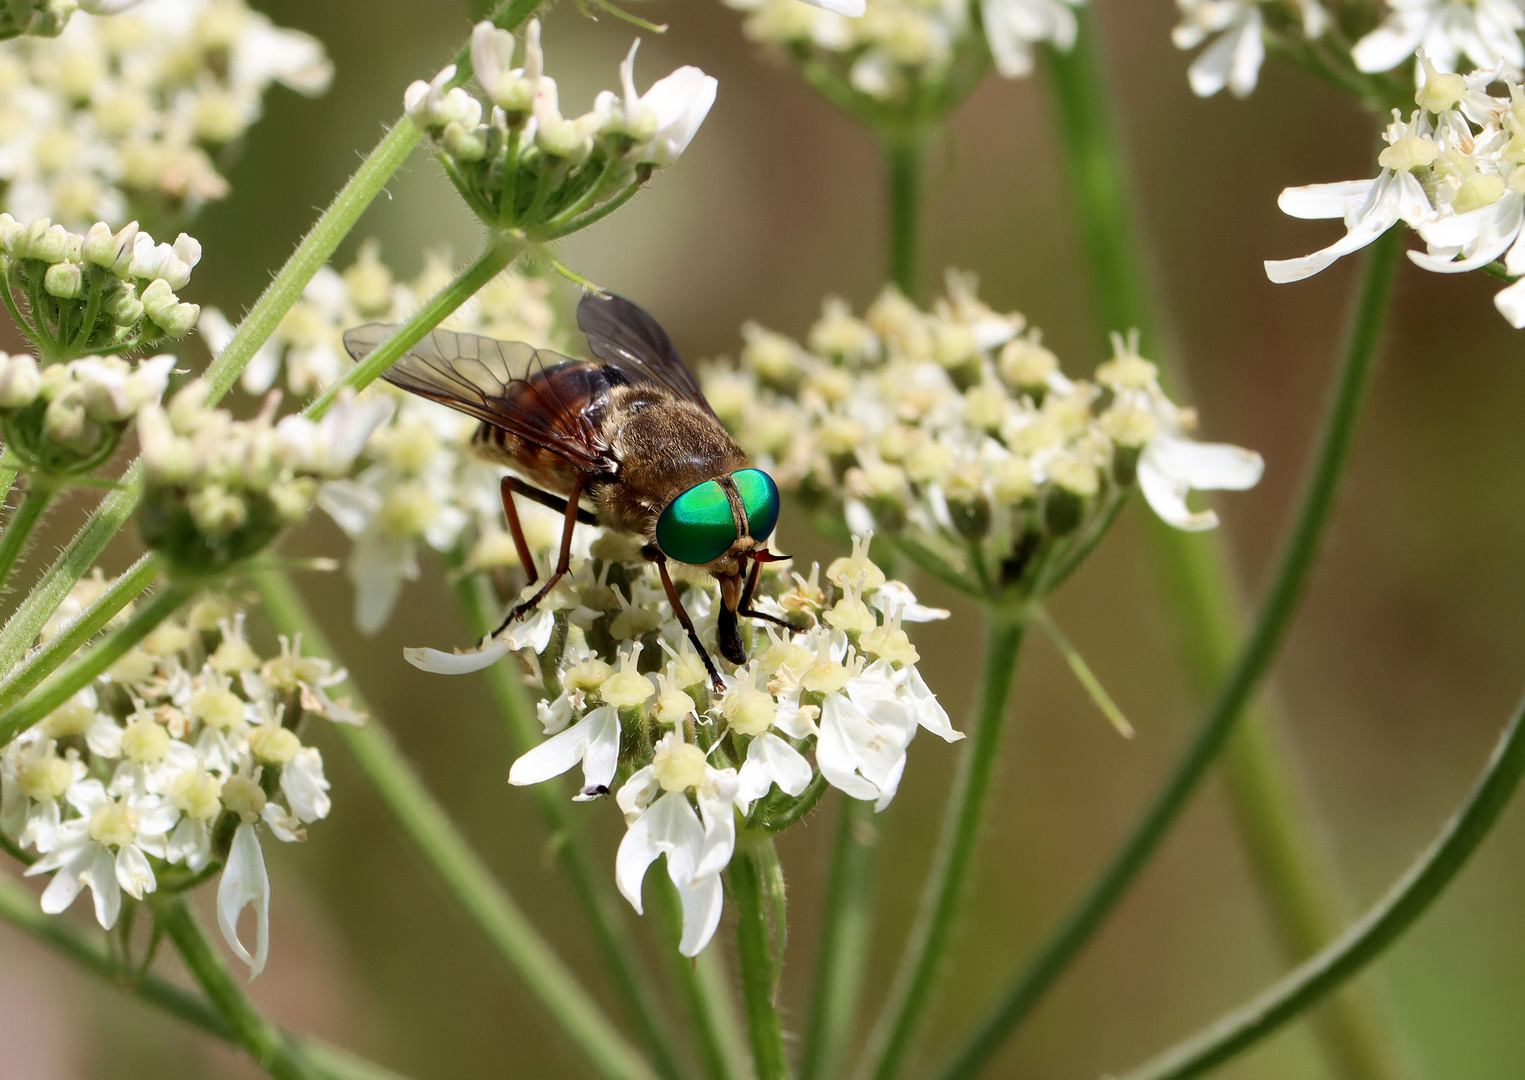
1353,0,1525,77
982,0,1081,79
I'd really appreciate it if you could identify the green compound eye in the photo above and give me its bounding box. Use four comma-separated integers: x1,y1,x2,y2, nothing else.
732,468,780,544
656,480,738,565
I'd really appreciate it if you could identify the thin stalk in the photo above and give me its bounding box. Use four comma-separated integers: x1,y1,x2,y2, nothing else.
156,898,319,1080
0,575,192,747
252,569,661,1080
992,14,1414,1080
730,831,791,1080
0,0,551,688
856,612,1027,1080
0,552,155,713
0,476,54,588
1119,691,1525,1080
653,874,751,1080
882,132,925,300
0,871,427,1080
0,447,21,507
925,225,1406,1080
454,572,689,1080
306,236,524,418
798,795,878,1080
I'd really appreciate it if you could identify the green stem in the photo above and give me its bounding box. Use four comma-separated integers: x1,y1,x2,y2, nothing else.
306,236,524,418
252,569,661,1080
157,898,320,1080
0,476,53,587
731,831,791,1080
1119,691,1525,1080
0,446,21,507
798,795,878,1080
856,611,1026,1080
926,125,1407,1080
652,874,752,1080
0,552,155,713
0,573,191,747
882,132,925,300
454,572,689,1080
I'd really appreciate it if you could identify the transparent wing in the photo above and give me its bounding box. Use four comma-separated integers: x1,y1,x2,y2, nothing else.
576,291,713,413
341,324,615,472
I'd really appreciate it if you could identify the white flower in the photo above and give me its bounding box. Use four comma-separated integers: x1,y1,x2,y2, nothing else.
1265,112,1440,283
736,731,813,813
1137,434,1264,531
25,779,178,930
615,735,740,956
1353,0,1525,77
801,0,866,13
610,41,719,166
981,0,1081,79
1173,0,1265,98
508,704,622,799
1409,181,1525,322
274,394,394,478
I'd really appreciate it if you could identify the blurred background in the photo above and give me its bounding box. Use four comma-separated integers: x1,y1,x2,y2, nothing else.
4,0,1525,1077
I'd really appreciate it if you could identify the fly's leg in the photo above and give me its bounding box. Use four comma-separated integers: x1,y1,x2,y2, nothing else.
493,475,584,637
737,553,797,631
500,476,538,587
655,557,726,693
504,475,598,524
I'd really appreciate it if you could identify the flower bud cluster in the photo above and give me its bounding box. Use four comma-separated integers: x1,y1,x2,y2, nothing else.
136,381,391,573
407,531,956,955
0,214,201,359
199,241,570,634
404,19,717,238
0,0,332,226
700,273,1263,603
0,0,80,39
723,0,1079,105
1267,60,1525,326
0,350,171,474
1,589,359,975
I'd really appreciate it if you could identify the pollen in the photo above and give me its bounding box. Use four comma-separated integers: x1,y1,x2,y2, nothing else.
18,754,73,801
652,740,708,792
88,800,139,848
171,770,224,821
121,718,171,763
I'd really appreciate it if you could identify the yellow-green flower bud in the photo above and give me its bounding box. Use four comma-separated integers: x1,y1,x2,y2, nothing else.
652,739,707,792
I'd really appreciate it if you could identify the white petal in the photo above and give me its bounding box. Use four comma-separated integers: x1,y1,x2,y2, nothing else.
87,845,121,930
34,845,91,915
616,791,699,914
1352,18,1427,73
738,732,813,813
508,706,615,788
404,640,511,674
281,748,331,823
694,771,740,881
577,706,621,795
800,0,864,13
905,666,961,742
816,695,890,803
675,873,725,957
115,844,157,900
1228,11,1266,97
217,823,271,979
1494,276,1525,327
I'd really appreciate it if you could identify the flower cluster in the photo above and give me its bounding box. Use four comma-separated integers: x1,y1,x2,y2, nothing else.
1,588,360,976
201,241,570,633
700,274,1262,604
0,0,332,226
405,19,716,238
407,533,955,955
1267,58,1525,326
0,215,202,365
137,381,391,573
1175,0,1525,102
724,0,1078,103
0,350,171,474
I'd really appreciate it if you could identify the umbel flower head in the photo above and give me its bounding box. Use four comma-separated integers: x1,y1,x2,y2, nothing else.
136,380,391,574
1266,56,1525,326
406,532,957,956
0,215,201,361
701,272,1262,606
0,0,333,226
723,0,1079,107
404,18,717,239
1,588,360,976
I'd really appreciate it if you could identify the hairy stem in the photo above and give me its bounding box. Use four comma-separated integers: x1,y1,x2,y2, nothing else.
857,611,1026,1080
157,898,320,1080
1119,690,1525,1080
731,831,791,1080
0,476,53,589
252,570,661,1080
652,874,752,1080
0,572,191,747
927,93,1407,1080
883,132,925,301
798,795,878,1080
455,573,689,1080
306,236,524,418
0,552,155,713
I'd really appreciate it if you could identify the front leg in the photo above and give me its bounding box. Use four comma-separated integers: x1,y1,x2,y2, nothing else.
655,558,726,693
